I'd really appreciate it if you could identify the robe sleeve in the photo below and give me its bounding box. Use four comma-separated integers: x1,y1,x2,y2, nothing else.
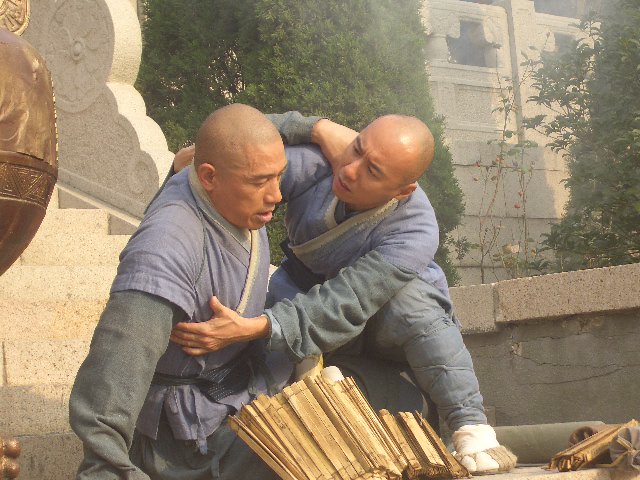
266,111,322,145
265,251,417,362
69,290,184,480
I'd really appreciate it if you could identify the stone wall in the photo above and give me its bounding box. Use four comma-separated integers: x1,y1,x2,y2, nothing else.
451,262,640,426
422,0,602,285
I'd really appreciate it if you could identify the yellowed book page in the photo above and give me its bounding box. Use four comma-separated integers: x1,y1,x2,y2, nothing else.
313,376,397,475
254,395,323,480
379,410,421,478
302,375,372,474
229,415,299,480
236,404,306,479
549,420,639,472
273,393,336,480
341,377,405,474
414,413,469,478
283,382,360,480
397,412,448,478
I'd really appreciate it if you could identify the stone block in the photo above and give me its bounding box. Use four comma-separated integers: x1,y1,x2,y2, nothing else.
495,263,640,324
0,384,72,436
0,265,116,302
450,283,497,333
0,299,104,341
19,233,129,266
4,339,89,385
56,188,98,210
38,208,110,236
14,432,82,480
109,214,138,235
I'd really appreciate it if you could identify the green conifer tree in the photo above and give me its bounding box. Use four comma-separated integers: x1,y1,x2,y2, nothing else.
527,0,640,270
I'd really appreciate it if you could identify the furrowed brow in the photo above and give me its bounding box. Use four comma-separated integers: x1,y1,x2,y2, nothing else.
368,160,384,177
247,166,287,182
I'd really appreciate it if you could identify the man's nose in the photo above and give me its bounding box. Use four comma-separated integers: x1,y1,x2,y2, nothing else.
265,178,282,205
342,159,359,181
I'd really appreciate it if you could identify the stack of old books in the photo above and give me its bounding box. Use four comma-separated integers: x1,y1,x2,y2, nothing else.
228,367,470,480
549,419,640,471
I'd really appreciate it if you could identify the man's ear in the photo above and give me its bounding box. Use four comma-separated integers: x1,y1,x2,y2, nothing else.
394,182,417,201
196,163,217,192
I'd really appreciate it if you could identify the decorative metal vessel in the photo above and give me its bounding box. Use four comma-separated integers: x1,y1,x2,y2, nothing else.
0,29,58,276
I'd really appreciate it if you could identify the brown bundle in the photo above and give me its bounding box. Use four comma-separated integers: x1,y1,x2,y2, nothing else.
549,419,639,471
228,367,469,480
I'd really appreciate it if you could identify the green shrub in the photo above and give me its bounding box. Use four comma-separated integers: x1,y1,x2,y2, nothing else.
527,1,640,270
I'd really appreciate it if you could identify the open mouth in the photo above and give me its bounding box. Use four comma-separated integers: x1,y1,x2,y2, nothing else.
256,210,273,223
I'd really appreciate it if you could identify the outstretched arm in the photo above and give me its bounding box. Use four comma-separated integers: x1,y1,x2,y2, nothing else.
171,251,417,360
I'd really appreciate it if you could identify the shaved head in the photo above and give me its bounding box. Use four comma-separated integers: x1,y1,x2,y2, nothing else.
332,114,435,211
366,115,435,184
194,103,282,171
193,103,286,229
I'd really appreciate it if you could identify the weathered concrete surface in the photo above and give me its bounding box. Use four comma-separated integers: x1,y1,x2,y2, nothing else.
450,283,496,333
453,263,640,333
1,384,73,436
495,264,640,323
465,311,640,426
14,433,83,480
450,262,640,426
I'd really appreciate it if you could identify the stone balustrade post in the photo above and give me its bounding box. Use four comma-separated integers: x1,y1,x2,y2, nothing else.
22,0,174,218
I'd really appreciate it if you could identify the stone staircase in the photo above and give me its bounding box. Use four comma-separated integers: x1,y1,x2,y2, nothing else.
0,186,133,479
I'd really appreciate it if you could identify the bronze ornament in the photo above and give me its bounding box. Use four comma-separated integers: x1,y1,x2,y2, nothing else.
0,29,58,276
0,0,29,36
0,437,21,479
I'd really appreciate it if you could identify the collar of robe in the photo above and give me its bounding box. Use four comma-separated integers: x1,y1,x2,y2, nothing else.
188,164,260,316
188,164,251,251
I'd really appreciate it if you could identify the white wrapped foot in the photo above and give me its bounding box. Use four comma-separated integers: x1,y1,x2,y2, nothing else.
453,424,517,475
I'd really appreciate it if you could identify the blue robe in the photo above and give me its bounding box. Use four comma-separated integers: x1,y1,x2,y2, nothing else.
112,166,292,449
